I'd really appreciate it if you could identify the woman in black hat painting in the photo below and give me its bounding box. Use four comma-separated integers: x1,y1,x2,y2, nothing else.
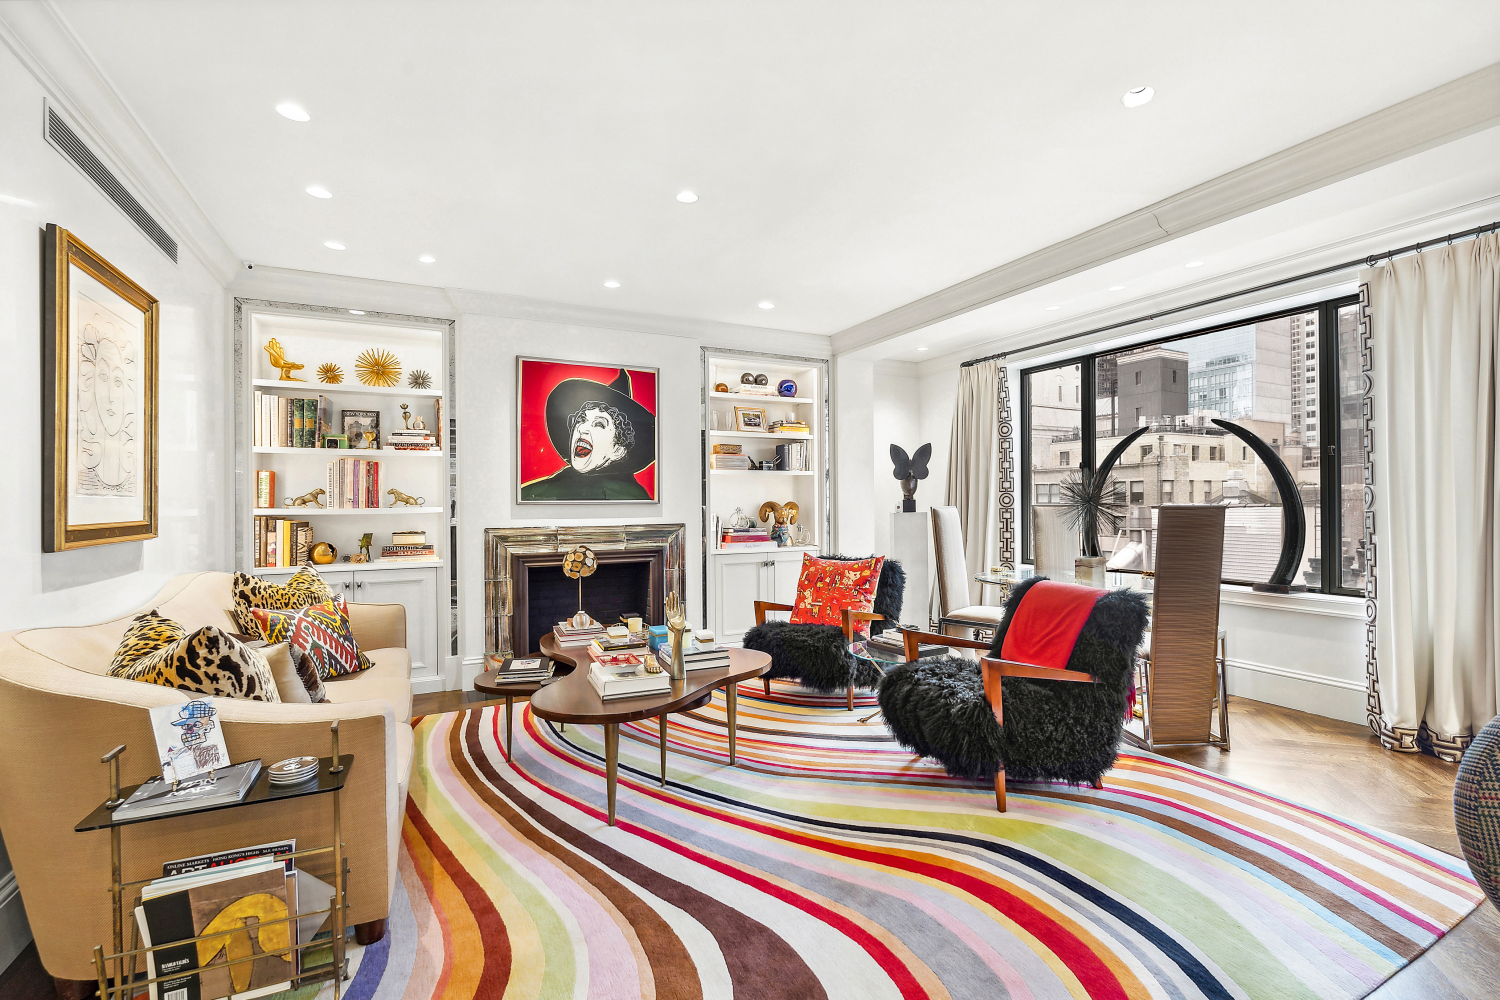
520,366,657,501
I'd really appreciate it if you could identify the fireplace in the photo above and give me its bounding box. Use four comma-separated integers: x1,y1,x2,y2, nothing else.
485,524,685,657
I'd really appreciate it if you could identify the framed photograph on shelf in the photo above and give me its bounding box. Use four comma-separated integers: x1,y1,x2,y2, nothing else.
42,225,159,551
733,406,767,432
341,410,380,450
517,356,658,503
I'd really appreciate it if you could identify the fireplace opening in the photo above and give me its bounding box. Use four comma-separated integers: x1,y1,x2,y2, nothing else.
527,559,653,646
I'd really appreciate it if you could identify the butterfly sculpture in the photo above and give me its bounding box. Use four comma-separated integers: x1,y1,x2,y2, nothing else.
890,443,931,512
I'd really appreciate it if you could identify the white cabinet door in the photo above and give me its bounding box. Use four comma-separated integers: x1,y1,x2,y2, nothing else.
352,567,437,676
713,553,772,643
769,551,805,607
319,570,355,599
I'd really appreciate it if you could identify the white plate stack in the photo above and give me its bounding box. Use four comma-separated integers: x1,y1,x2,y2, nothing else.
268,756,320,786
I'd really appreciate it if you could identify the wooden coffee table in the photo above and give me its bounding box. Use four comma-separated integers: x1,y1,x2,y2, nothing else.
534,634,770,825
474,658,570,758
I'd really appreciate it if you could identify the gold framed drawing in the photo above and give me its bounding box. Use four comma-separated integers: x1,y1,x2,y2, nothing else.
42,225,159,551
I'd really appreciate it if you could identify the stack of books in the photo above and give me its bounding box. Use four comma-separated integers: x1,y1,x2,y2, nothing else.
484,655,554,683
112,760,263,821
587,656,670,700
721,527,775,550
380,543,437,563
775,441,811,471
709,453,753,470
254,392,332,448
867,629,948,659
254,516,312,568
388,428,439,452
734,384,780,397
553,619,606,646
769,420,810,434
325,457,381,508
589,629,651,658
254,469,276,509
655,641,731,671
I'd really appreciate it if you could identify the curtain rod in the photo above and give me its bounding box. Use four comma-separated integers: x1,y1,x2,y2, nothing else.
959,218,1500,368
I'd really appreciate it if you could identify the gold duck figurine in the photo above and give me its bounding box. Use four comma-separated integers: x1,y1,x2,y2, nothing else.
263,338,306,381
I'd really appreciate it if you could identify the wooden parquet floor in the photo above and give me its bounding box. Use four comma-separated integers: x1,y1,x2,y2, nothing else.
2,694,1493,998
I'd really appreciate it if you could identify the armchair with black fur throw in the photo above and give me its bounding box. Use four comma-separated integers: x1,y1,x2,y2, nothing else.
877,576,1148,810
742,555,905,710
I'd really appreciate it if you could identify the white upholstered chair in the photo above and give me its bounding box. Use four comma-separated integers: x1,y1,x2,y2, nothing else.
930,505,1006,637
1031,505,1081,581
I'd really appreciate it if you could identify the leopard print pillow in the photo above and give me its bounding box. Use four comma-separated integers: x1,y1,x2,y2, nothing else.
109,610,281,702
231,566,332,635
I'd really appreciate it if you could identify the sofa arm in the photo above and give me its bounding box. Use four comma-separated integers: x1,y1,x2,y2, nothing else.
347,601,406,650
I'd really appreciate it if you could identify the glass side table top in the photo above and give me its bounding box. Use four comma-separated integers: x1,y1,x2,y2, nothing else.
974,570,1016,585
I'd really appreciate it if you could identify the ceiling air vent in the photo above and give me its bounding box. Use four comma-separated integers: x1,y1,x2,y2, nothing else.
44,103,178,264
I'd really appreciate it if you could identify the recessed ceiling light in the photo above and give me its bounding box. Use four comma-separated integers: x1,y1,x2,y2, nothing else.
758,301,775,310
1109,285,1126,291
603,280,620,288
1045,305,1061,311
275,102,311,122
1121,86,1154,108
1184,260,1204,268
418,254,436,263
324,241,346,251
306,185,332,199
0,194,35,207
348,310,366,315
916,347,929,352
676,190,698,203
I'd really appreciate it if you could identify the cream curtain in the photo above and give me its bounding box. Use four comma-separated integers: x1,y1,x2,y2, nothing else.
1366,232,1500,756
945,360,1001,607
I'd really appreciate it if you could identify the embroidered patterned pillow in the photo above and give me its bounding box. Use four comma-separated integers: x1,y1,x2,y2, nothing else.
230,566,333,635
253,593,372,679
108,610,281,702
787,554,885,636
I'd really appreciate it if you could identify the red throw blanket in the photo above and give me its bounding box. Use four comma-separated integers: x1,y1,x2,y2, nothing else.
999,580,1104,670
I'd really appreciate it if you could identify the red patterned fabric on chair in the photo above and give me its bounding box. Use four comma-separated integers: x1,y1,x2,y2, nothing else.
788,554,885,637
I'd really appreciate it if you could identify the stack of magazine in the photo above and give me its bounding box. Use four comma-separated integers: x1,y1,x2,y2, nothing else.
484,655,554,683
134,839,335,1000
867,628,948,659
112,760,262,821
654,641,731,671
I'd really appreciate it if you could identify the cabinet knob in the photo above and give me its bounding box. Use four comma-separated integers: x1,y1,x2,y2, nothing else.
356,580,364,590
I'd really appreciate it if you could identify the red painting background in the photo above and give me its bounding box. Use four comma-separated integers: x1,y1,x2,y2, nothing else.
518,358,658,499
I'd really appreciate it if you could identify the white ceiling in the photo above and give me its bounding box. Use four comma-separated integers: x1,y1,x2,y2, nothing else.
55,0,1500,334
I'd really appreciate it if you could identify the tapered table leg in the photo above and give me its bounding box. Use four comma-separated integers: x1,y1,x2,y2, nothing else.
604,722,619,825
727,683,738,765
505,695,514,758
659,714,668,787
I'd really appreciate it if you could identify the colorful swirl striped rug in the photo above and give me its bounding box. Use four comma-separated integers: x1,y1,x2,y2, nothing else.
326,681,1481,1000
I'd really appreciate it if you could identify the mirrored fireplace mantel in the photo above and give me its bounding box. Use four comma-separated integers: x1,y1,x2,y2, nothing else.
484,524,686,657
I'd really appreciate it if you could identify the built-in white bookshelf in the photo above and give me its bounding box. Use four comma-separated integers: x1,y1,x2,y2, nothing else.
701,349,830,642
235,301,456,692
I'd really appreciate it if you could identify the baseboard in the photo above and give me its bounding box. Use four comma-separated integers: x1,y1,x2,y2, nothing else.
0,871,32,975
410,675,447,695
1225,658,1366,725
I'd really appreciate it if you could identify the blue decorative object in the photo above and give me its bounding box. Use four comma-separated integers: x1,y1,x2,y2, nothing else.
778,378,798,397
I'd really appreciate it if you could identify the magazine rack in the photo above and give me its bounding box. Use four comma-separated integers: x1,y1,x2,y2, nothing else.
75,721,354,1000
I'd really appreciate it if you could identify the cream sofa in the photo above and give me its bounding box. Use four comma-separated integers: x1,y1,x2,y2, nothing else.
0,571,415,989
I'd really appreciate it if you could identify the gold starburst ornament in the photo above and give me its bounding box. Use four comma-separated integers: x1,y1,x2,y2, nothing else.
317,362,344,384
355,348,401,387
408,370,433,390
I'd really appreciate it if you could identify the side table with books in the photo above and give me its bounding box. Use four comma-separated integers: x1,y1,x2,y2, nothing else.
75,721,354,1000
474,654,561,757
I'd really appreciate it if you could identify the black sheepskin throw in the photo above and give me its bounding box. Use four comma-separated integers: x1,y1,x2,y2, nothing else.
878,576,1149,786
740,555,904,692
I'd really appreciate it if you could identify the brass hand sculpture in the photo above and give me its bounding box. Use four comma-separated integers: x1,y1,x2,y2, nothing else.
264,338,306,381
665,592,689,680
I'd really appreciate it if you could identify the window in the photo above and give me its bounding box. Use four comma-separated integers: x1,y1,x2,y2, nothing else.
1022,296,1359,593
1059,450,1070,467
1058,386,1063,401
1023,363,1080,558
1036,483,1060,503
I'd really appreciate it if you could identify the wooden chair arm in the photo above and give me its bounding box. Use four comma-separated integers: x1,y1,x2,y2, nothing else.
840,609,883,641
978,654,1097,729
900,628,990,660
754,601,794,625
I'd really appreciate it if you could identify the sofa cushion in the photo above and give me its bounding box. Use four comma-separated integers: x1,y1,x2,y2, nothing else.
107,610,281,702
323,647,412,723
788,554,885,636
395,720,414,805
251,594,373,679
261,641,311,704
231,566,332,635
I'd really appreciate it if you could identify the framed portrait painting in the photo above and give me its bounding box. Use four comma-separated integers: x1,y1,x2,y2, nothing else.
42,225,159,551
517,357,658,503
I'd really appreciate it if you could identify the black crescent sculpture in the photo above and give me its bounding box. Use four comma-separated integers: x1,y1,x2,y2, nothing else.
1096,426,1151,482
1210,419,1306,590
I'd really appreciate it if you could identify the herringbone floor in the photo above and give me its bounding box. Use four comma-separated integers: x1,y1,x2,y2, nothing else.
1,695,1493,998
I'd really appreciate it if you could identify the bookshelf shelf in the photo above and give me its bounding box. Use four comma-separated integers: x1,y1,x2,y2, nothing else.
252,558,443,573
252,378,441,399
253,446,441,457
708,470,816,477
255,506,445,515
708,431,812,441
709,391,815,403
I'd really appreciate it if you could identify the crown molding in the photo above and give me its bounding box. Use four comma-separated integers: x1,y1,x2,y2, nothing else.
231,265,462,319
0,2,241,284
874,359,919,378
834,61,1500,357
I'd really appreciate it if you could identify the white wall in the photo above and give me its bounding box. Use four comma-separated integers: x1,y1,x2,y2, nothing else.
0,40,233,968
871,366,920,555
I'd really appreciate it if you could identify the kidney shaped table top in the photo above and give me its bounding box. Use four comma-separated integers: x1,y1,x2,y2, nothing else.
534,634,770,824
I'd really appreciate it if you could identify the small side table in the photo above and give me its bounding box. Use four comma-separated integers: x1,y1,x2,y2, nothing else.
848,635,949,723
474,666,561,758
973,569,1015,606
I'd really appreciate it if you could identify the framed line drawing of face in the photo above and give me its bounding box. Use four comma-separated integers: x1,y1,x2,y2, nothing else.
517,357,659,504
42,225,159,551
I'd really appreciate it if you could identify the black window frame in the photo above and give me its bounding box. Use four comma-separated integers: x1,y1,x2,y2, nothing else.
1018,293,1363,596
